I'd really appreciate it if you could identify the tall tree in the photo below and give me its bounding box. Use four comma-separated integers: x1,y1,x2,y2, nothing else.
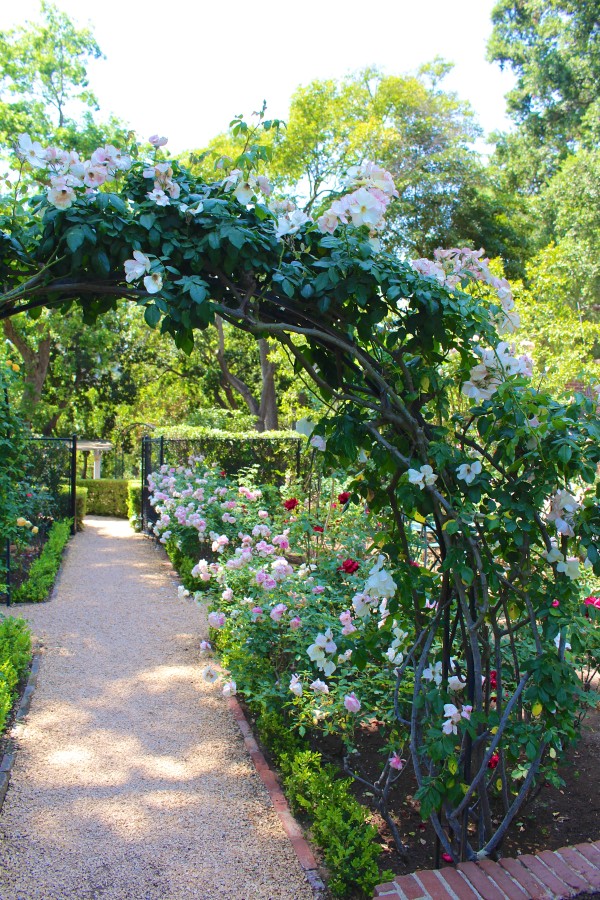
0,1,103,143
488,0,600,151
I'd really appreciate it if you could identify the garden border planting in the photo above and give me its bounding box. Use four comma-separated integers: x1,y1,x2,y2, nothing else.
12,519,72,603
0,649,41,813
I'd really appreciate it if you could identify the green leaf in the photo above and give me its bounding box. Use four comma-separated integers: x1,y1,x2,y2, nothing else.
558,444,572,464
190,283,207,304
443,519,460,535
107,194,127,214
65,226,86,253
227,228,246,250
139,213,156,231
144,304,161,327
92,249,110,276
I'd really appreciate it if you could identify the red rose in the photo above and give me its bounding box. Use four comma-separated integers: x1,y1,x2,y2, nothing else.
220,470,226,477
339,558,360,575
313,525,324,533
487,752,500,770
489,670,498,690
409,560,419,567
338,491,351,505
284,498,299,511
584,596,600,609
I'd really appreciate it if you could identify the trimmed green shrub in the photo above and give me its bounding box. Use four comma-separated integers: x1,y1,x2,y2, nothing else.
281,749,390,897
185,407,256,431
127,481,142,530
153,426,303,482
58,485,87,530
13,519,71,603
76,478,129,517
0,616,32,733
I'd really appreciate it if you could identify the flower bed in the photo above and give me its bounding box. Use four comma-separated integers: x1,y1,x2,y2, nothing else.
149,457,600,895
12,520,72,603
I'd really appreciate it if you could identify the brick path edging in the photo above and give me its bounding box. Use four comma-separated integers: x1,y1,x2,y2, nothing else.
374,841,600,899
228,696,327,896
0,650,41,813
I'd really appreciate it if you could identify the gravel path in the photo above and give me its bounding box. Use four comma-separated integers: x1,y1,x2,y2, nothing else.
0,517,314,900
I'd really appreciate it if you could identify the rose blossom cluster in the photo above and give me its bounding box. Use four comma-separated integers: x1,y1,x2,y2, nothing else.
461,341,533,404
17,133,132,211
143,160,181,206
411,247,520,335
317,161,398,236
221,169,272,206
147,462,404,726
545,489,580,538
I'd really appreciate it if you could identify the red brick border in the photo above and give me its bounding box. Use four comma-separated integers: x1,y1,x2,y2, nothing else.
374,842,600,899
227,696,326,895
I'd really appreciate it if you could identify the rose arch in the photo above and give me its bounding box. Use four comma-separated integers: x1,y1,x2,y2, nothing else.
2,125,600,864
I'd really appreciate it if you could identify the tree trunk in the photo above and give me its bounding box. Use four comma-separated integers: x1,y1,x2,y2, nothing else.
214,315,260,423
3,319,52,417
258,339,279,431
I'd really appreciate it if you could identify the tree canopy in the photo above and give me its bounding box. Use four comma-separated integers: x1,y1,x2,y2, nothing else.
488,0,600,150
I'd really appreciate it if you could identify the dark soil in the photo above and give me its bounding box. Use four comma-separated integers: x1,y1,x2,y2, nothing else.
306,704,600,881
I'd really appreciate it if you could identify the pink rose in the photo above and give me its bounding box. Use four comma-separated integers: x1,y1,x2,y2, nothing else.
343,693,361,713
390,753,405,771
270,603,287,622
208,611,226,629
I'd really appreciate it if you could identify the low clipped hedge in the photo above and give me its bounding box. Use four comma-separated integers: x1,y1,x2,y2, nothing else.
127,481,142,530
0,616,32,732
77,479,129,518
58,485,87,530
154,426,303,483
13,519,71,603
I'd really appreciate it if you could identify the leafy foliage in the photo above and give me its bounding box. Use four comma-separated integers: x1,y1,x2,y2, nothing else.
488,0,600,149
0,615,32,732
13,518,71,603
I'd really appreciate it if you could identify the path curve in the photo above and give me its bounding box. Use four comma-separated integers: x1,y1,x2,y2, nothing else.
0,517,314,900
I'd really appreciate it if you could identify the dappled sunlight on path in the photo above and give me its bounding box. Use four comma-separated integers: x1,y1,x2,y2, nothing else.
0,517,312,900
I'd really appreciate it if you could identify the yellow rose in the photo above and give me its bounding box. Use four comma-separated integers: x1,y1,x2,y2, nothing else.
16,517,28,527
32,526,39,535
11,363,20,372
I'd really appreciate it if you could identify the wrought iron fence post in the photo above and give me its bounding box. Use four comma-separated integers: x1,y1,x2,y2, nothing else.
159,435,165,468
70,434,77,535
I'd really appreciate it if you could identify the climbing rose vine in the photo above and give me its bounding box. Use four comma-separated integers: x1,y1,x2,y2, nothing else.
3,120,600,864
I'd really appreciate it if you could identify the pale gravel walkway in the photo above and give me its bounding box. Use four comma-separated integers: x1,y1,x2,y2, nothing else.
0,517,314,900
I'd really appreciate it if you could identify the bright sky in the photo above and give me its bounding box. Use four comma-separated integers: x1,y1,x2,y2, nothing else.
0,0,515,155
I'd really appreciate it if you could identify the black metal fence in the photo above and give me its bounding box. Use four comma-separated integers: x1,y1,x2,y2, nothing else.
140,434,302,534
2,435,77,606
